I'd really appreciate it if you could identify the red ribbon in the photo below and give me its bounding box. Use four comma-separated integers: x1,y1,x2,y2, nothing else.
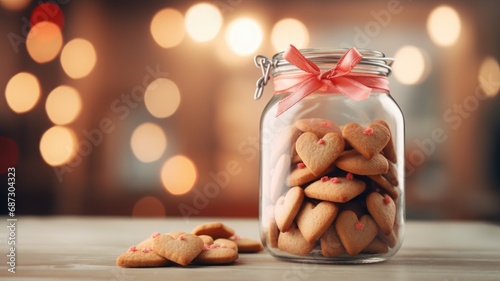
273,45,390,116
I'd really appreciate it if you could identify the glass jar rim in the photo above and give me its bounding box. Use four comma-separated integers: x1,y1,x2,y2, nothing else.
271,48,394,77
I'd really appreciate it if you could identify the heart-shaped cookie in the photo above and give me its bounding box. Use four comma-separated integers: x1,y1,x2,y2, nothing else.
116,246,170,268
193,244,238,265
152,234,204,266
192,222,235,239
366,192,396,235
335,210,377,256
277,223,315,256
368,174,399,200
295,132,344,176
268,154,291,202
304,176,366,203
274,186,304,232
342,122,390,160
335,150,389,175
320,224,346,257
374,119,397,163
296,201,338,243
294,118,341,137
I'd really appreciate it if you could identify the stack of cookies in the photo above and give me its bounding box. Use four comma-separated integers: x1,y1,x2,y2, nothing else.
116,222,263,268
263,118,401,258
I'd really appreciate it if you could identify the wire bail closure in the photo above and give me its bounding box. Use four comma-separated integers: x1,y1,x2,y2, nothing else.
253,55,275,100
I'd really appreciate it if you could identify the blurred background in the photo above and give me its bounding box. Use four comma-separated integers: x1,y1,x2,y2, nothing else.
1,0,499,220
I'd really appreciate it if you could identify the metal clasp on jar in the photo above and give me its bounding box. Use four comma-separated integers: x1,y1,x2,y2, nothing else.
253,55,275,100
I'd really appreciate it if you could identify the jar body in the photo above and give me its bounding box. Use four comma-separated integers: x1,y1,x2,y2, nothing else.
259,92,404,263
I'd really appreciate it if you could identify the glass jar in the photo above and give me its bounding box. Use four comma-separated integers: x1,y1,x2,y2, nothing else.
254,46,404,264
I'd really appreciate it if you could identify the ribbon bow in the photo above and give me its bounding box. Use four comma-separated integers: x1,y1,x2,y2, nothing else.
273,45,390,116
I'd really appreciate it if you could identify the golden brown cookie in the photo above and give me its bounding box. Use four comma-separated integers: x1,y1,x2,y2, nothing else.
335,150,389,175
366,192,396,235
374,119,397,163
274,186,304,232
277,223,315,256
304,175,366,203
230,235,264,253
295,132,345,176
214,238,238,252
368,174,399,200
267,218,279,249
193,244,238,265
192,222,235,239
362,237,388,254
116,246,170,268
294,118,342,137
152,234,204,266
296,201,338,244
335,210,377,256
320,224,346,257
342,122,390,160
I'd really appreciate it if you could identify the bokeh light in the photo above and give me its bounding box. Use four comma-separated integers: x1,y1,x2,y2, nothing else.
130,122,167,163
39,126,78,166
26,22,63,63
225,17,263,55
184,3,222,42
60,38,97,79
427,5,461,47
30,2,64,29
0,137,19,174
161,155,197,195
0,0,30,11
393,46,428,85
5,72,41,114
132,196,166,217
478,56,500,97
144,78,181,119
150,8,185,48
271,18,309,52
45,85,82,125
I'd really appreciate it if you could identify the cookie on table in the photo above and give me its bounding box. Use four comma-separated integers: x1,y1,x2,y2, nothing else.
152,233,204,266
116,246,169,268
193,244,238,265
229,235,264,253
192,222,235,239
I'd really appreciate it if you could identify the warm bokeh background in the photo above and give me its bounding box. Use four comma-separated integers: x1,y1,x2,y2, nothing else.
1,0,499,220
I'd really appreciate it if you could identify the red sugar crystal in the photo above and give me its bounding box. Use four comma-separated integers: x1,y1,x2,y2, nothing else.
317,139,325,145
128,246,137,252
363,127,374,135
321,176,329,182
346,173,354,180
297,162,306,169
383,194,392,205
331,177,339,183
355,222,364,231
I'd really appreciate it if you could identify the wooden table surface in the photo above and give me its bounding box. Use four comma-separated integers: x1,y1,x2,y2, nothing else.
1,217,499,280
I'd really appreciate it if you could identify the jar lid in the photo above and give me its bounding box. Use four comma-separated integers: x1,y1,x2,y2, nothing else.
271,48,394,77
